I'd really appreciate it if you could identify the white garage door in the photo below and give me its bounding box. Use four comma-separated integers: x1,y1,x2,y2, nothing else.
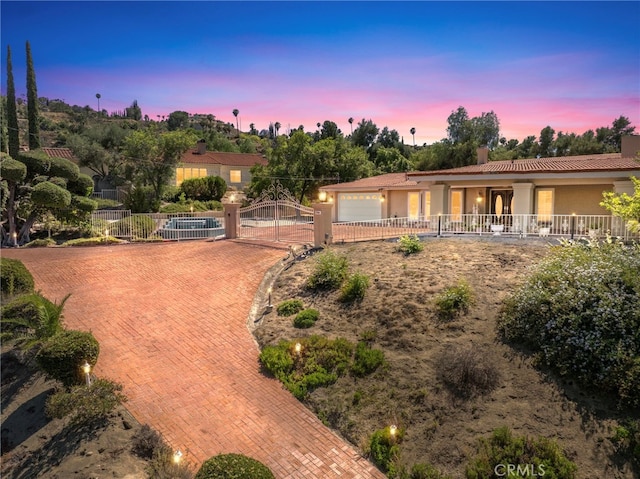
338,192,382,221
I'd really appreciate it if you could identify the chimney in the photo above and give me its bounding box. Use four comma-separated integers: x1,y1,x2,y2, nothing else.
197,139,206,155
621,135,640,158
477,146,489,165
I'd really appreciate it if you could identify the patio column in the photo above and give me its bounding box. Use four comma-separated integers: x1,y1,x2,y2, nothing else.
312,202,333,247
429,184,449,215
223,202,240,239
511,183,534,215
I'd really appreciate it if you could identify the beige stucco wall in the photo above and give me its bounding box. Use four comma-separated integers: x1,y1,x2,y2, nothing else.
388,190,409,218
539,184,610,215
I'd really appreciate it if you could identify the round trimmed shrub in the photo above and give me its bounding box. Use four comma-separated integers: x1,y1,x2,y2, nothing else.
195,453,274,479
293,308,319,328
1,257,34,298
36,330,100,388
31,181,72,209
0,156,27,182
276,299,304,317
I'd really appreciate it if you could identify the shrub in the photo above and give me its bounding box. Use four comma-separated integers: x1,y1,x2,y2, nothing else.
23,238,56,248
124,185,159,213
465,426,577,479
434,279,474,321
340,272,370,303
396,234,424,255
351,341,385,377
195,453,274,479
306,249,349,290
293,308,319,328
611,420,640,468
61,236,127,247
409,463,452,479
132,424,165,459
36,330,100,388
1,292,67,350
276,299,304,316
260,336,354,399
45,378,126,426
146,444,194,479
497,240,640,407
436,344,500,399
368,426,403,474
1,257,34,299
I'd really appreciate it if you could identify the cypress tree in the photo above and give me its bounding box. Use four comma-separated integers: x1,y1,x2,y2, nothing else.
26,41,40,150
6,45,19,158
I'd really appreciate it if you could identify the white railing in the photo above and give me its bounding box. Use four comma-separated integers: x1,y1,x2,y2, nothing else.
333,214,639,243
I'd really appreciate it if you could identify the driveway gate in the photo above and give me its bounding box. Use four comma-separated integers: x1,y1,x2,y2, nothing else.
239,183,314,243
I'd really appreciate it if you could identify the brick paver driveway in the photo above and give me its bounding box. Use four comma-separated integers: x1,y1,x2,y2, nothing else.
4,241,384,478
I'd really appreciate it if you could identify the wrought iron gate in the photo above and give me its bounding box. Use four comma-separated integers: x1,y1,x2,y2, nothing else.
239,183,314,243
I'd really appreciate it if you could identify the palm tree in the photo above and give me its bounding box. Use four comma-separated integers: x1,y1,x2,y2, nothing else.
348,117,354,135
410,127,416,146
96,93,101,115
232,108,239,133
274,121,281,136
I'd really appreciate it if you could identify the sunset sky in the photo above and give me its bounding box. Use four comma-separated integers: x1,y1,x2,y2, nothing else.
2,1,639,145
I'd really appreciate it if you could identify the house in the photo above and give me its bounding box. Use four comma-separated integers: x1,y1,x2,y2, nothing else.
320,136,640,225
176,140,267,189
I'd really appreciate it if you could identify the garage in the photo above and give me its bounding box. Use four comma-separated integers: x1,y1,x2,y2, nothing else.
337,192,382,221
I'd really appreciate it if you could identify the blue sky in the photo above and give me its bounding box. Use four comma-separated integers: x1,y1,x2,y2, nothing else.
2,1,639,144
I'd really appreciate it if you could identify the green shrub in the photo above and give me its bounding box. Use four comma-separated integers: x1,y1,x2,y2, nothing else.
61,236,126,247
465,426,577,479
498,240,640,407
45,378,126,426
434,279,474,321
1,257,34,299
23,238,56,248
293,308,319,328
131,424,166,460
1,292,67,350
396,234,424,255
276,299,304,316
124,185,159,213
111,215,157,239
195,453,274,479
94,198,121,209
368,426,403,474
436,344,500,399
351,341,385,377
260,336,354,399
611,420,640,468
409,463,452,479
143,443,194,479
340,272,370,303
36,330,100,388
306,249,349,290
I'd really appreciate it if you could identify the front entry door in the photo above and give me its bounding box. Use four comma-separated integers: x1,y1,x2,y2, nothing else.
491,190,513,218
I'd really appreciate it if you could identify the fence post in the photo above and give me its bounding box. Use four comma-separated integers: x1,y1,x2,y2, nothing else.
312,202,333,247
223,203,241,239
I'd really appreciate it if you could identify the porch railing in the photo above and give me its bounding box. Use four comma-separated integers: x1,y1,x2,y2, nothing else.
332,214,639,243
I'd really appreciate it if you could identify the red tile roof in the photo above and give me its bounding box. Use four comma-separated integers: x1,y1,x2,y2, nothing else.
408,153,639,177
41,147,78,163
320,172,418,191
181,150,267,167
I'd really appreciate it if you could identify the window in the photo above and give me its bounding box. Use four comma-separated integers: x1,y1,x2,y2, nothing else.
230,170,242,183
536,189,554,221
451,190,463,221
424,191,431,218
408,192,420,220
175,168,207,186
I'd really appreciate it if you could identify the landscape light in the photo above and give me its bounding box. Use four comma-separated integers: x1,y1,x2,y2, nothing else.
82,361,92,385
267,287,272,307
295,342,302,354
173,450,183,464
389,425,397,437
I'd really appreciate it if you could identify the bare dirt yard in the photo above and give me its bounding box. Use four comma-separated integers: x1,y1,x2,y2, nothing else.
253,237,636,478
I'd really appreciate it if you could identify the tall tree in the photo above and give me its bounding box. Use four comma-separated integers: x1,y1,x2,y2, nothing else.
167,110,189,131
125,100,142,120
26,41,40,149
410,127,416,146
96,93,101,114
447,106,471,144
274,122,281,136
232,108,239,133
6,46,19,158
351,118,379,149
348,117,354,135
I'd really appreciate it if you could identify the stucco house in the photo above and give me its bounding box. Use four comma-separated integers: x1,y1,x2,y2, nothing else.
176,140,267,189
320,136,640,229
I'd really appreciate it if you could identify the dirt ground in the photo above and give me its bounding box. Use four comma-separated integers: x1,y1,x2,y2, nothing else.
253,237,637,478
1,345,149,479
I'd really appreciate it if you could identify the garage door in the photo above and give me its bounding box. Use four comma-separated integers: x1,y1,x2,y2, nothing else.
338,192,382,221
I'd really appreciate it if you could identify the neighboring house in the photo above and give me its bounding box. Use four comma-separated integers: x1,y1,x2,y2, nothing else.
176,140,267,189
41,147,104,186
320,136,640,223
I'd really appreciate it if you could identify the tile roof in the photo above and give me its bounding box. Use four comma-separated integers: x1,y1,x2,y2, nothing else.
181,150,268,167
41,147,78,163
407,153,639,177
320,172,418,190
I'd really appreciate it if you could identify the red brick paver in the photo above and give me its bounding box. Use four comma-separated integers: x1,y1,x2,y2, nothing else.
3,241,385,478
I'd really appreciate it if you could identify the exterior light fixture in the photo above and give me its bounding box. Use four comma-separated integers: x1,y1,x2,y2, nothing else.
12,232,17,247
294,342,302,354
173,450,183,464
190,205,194,214
318,191,327,202
476,192,483,203
389,425,397,437
328,195,334,203
230,194,236,203
82,361,92,385
380,194,386,203
267,287,273,307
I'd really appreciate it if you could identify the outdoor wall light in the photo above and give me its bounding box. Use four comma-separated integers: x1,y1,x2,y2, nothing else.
328,195,334,203
476,192,483,203
230,194,236,203
380,194,386,203
318,191,327,202
173,450,183,464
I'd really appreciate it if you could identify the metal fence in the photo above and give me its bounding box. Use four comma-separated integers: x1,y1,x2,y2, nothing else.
91,210,225,242
240,200,314,243
332,214,640,243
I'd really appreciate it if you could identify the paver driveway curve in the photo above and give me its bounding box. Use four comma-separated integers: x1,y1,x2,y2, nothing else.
4,241,385,478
